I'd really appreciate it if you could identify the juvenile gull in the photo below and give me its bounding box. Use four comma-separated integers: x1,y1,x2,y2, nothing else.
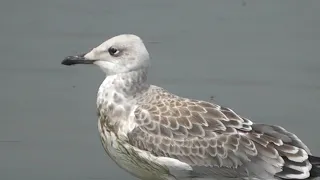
61,34,320,180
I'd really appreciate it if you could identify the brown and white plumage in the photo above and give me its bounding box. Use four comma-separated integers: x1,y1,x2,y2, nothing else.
129,87,318,179
62,34,320,180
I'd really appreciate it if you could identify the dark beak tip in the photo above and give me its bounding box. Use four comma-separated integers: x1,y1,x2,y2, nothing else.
61,57,75,66
61,60,70,66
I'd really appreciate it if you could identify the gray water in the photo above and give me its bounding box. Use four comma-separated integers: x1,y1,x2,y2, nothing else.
1,0,320,179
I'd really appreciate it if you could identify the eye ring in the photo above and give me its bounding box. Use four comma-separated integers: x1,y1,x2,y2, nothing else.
108,47,120,56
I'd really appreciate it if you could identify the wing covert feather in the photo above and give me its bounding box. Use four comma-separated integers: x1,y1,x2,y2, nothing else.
127,89,312,179
129,94,255,169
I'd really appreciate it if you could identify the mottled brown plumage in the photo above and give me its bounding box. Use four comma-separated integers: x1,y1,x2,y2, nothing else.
128,87,316,179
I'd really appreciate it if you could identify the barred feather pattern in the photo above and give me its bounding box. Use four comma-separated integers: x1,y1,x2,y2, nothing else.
128,87,314,179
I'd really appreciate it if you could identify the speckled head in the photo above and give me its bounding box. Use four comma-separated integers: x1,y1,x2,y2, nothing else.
62,34,150,75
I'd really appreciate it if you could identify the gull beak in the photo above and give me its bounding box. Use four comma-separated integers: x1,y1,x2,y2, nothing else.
61,53,96,66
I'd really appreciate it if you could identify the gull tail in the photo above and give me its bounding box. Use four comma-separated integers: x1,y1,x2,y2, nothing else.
250,124,320,179
308,155,320,178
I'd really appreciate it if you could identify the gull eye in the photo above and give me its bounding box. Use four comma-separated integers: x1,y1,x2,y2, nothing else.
108,47,120,56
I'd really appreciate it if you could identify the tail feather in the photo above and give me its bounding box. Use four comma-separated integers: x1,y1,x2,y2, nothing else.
309,155,320,178
251,124,320,179
309,155,320,165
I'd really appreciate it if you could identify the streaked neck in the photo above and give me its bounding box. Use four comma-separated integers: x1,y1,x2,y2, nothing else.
99,68,149,98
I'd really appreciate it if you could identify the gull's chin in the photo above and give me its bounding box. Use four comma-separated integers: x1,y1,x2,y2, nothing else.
94,61,116,75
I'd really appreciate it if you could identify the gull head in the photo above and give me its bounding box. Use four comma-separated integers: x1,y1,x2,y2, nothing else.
62,34,150,75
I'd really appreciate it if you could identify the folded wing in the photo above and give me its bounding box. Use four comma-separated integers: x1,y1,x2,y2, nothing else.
127,90,313,179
